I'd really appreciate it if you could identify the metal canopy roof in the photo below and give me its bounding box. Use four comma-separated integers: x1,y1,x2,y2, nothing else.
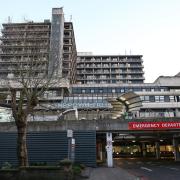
108,92,142,119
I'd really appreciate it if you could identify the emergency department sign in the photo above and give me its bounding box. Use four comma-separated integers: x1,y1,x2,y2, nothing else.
128,121,180,130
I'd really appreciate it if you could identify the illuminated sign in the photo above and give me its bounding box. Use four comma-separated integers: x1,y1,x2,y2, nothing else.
128,121,180,130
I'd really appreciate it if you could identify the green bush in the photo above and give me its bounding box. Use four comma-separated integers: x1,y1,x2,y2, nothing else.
30,162,47,166
79,164,86,170
1,162,13,170
57,159,72,166
72,165,81,175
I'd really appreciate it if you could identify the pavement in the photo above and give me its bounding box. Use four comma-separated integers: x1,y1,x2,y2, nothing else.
83,166,139,180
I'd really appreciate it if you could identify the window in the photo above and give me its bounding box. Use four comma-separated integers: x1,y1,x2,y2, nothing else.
149,96,155,102
121,88,125,93
164,96,170,102
144,96,149,102
72,88,81,94
170,96,175,102
107,88,112,93
159,96,164,102
133,87,142,92
145,88,151,92
155,96,160,102
112,89,116,93
177,96,180,102
99,89,103,93
154,87,160,92
115,88,121,93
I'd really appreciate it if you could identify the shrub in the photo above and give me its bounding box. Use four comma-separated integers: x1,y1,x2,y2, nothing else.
72,165,81,175
1,162,12,170
79,164,86,170
57,159,72,167
30,162,47,166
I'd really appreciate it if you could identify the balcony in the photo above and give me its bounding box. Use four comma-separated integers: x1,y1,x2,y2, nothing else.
0,51,48,56
0,36,49,40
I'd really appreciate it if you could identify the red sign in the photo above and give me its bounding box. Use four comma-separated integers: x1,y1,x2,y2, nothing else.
128,121,180,130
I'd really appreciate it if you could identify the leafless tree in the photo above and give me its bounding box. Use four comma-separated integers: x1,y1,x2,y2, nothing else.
0,36,67,167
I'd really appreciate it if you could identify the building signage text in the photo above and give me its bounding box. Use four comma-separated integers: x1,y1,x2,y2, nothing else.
128,121,180,130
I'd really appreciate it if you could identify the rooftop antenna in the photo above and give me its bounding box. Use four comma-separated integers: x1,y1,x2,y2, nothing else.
23,16,28,22
69,15,72,22
23,15,32,23
8,16,12,23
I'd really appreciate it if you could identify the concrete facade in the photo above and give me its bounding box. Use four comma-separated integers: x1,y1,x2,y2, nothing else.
77,54,144,84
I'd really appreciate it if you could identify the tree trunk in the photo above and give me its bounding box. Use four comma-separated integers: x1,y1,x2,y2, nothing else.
16,119,28,167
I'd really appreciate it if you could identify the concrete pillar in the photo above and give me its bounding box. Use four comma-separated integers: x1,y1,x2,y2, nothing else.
155,141,160,159
106,132,113,167
173,138,180,161
141,142,147,157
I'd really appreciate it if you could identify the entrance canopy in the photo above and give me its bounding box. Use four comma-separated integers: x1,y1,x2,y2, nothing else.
108,92,142,119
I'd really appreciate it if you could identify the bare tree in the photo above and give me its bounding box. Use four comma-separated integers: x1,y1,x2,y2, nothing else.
0,32,68,166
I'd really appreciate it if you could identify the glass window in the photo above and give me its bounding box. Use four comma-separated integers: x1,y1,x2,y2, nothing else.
87,96,93,103
85,88,91,93
94,87,99,93
170,96,175,102
99,89,103,93
103,87,108,93
121,88,125,93
107,88,112,93
90,89,94,93
72,88,81,94
177,96,180,102
133,87,142,92
145,88,151,92
155,96,160,102
115,88,121,93
149,96,155,102
144,96,149,102
164,96,170,102
160,96,164,102
154,87,160,92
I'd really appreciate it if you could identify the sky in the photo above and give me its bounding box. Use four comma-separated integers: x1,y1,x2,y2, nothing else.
0,0,180,83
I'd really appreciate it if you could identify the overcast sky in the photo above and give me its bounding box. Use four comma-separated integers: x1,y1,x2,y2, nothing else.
0,0,180,83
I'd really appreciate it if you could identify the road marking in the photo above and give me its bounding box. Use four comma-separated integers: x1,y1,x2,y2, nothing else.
140,166,153,172
127,162,133,165
146,161,152,164
136,161,142,164
169,167,179,171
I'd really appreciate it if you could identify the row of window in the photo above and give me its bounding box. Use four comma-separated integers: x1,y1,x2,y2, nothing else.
62,95,180,103
72,87,169,94
78,80,144,84
141,95,180,102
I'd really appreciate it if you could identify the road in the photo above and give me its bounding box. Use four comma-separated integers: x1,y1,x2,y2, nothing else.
115,158,180,180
